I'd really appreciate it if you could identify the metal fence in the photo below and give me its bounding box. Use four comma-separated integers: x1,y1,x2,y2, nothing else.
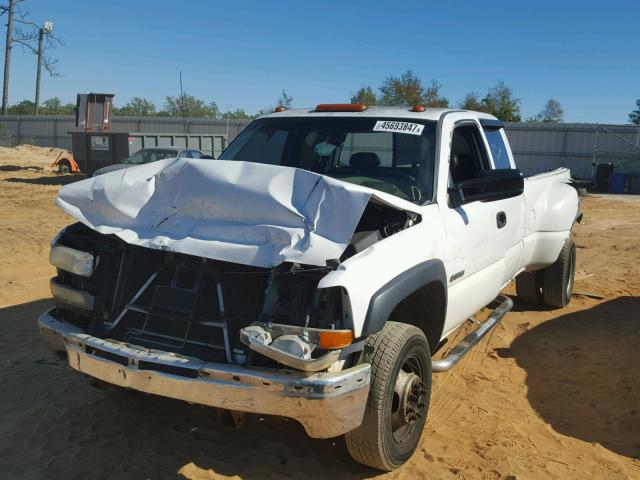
1,114,638,179
505,122,640,178
0,115,251,151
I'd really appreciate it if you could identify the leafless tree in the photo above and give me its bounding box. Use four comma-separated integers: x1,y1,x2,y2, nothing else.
1,0,63,113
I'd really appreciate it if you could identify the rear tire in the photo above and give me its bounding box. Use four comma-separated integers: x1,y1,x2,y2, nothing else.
515,271,543,305
345,322,431,471
542,239,576,307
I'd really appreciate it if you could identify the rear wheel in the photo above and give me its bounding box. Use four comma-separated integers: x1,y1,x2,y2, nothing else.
542,239,576,307
515,271,543,305
345,322,431,471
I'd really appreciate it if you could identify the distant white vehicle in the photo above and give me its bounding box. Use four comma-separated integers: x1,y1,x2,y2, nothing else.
92,146,210,176
40,104,579,471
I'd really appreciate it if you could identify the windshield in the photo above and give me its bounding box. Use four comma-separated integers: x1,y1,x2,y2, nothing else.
219,117,437,203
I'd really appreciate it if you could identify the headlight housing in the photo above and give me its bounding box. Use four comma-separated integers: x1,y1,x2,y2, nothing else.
49,245,95,277
49,279,95,310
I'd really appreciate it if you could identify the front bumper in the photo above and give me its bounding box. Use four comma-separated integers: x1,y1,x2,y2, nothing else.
38,309,371,438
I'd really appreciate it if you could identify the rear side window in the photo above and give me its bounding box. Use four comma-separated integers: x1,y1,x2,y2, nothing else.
483,129,511,169
339,132,393,166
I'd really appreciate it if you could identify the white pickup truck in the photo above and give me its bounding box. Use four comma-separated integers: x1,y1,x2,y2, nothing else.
39,104,579,470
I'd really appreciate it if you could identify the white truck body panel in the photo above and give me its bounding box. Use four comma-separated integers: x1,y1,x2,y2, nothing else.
54,107,578,342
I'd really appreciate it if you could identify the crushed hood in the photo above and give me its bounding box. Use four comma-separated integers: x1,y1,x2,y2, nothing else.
56,158,416,268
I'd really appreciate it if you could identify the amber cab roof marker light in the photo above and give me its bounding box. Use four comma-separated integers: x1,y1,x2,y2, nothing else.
274,105,286,112
411,105,426,112
315,103,368,112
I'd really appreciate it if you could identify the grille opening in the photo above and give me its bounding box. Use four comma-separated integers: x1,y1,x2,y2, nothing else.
86,345,129,366
137,360,199,378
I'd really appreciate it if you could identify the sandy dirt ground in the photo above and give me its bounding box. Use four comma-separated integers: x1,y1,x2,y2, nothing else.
0,149,638,479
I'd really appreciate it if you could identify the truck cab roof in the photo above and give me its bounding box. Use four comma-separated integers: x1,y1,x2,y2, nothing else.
259,105,498,123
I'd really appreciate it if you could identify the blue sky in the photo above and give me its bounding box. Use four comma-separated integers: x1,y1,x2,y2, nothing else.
7,0,640,123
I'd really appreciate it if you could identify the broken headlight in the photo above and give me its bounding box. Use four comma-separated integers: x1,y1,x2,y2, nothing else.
49,245,95,277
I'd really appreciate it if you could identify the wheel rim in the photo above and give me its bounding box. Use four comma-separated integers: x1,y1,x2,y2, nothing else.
390,353,427,444
566,248,575,299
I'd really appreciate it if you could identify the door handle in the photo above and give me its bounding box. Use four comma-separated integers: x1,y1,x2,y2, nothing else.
496,211,507,229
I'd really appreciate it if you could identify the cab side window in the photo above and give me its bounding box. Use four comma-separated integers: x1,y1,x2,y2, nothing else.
449,124,490,184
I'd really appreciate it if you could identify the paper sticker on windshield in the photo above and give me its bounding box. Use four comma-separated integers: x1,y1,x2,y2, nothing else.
373,120,424,136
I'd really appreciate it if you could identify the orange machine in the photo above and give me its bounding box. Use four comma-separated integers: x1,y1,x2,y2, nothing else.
51,150,81,174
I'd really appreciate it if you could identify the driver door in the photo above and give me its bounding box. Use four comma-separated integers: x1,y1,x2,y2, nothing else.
438,119,522,330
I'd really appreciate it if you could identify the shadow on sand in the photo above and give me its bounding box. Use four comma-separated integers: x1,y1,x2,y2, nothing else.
0,164,44,172
0,299,377,480
509,297,640,459
5,173,84,186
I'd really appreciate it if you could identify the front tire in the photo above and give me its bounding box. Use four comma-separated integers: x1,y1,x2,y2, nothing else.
345,322,431,471
542,239,576,307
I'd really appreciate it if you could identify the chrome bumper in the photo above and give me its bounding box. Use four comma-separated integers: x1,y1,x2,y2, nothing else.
38,309,371,438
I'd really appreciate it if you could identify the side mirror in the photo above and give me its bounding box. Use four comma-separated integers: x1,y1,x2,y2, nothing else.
448,169,524,207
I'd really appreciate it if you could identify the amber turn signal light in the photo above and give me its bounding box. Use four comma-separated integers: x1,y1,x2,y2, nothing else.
318,330,353,349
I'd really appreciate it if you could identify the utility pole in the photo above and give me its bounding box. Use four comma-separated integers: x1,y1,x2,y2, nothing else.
2,0,14,114
34,21,51,115
34,27,42,114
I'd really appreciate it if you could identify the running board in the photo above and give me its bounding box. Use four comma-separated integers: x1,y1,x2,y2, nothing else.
432,294,513,372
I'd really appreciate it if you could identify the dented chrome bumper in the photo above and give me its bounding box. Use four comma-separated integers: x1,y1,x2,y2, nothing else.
38,309,371,438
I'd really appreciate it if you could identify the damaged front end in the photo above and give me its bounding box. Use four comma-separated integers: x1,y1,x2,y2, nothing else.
40,159,419,436
41,221,378,437
46,223,359,371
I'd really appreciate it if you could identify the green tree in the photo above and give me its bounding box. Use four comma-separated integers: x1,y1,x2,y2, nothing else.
277,89,293,108
254,89,295,116
39,97,75,115
378,70,425,106
161,94,219,118
7,99,35,114
629,99,640,125
423,80,449,108
115,97,157,116
378,70,448,107
458,92,485,111
535,98,563,123
481,81,521,122
350,86,377,105
223,108,252,119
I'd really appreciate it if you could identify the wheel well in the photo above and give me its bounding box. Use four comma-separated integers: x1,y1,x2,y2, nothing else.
387,281,446,353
